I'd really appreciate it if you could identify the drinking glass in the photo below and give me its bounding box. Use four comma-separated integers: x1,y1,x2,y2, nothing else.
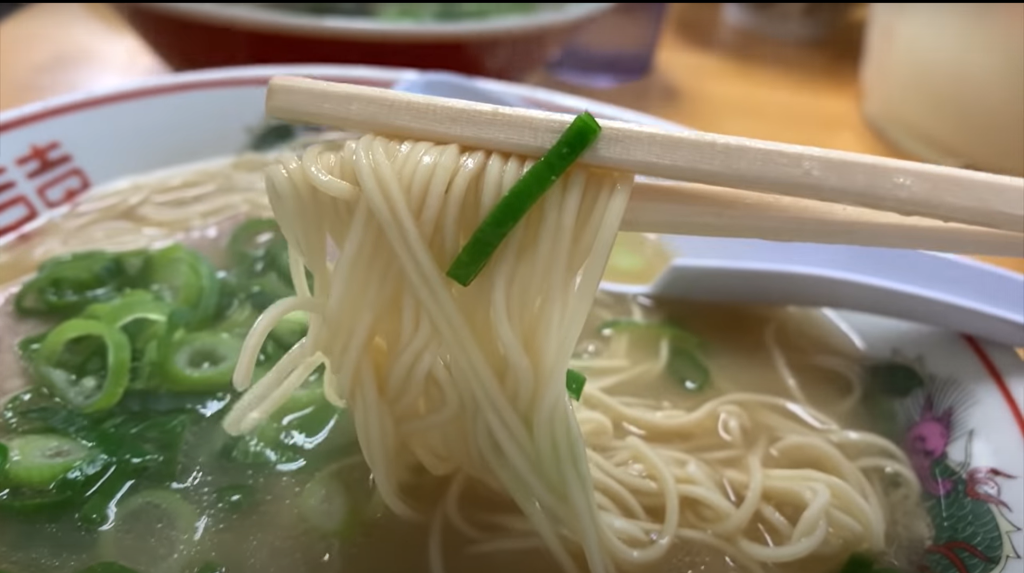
547,3,667,88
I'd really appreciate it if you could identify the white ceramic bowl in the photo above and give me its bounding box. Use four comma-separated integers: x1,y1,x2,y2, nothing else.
0,65,1022,571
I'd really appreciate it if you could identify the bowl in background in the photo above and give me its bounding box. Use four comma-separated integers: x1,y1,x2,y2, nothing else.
0,67,1021,566
115,3,615,80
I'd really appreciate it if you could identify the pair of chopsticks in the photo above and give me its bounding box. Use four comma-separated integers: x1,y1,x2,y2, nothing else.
265,76,1024,257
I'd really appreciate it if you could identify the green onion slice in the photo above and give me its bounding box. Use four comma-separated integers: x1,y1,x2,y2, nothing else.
97,489,199,573
2,434,93,488
85,290,172,329
14,251,128,318
161,332,243,392
227,218,284,274
141,245,220,325
600,318,710,391
446,111,602,287
269,310,309,348
667,348,710,392
298,460,368,537
32,318,132,412
566,369,587,401
85,291,174,354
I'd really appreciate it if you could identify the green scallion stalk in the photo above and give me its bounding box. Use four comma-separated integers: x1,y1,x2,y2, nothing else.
600,318,711,391
446,112,602,287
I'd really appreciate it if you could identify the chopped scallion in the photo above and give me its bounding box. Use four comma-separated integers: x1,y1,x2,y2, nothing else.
161,332,244,392
446,112,603,287
566,369,587,401
31,318,132,413
600,318,710,391
2,434,93,488
97,489,199,571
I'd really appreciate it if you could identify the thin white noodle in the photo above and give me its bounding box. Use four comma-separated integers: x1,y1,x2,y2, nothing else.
220,134,922,573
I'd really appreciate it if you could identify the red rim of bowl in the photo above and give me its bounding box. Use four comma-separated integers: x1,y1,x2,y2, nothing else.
125,3,619,41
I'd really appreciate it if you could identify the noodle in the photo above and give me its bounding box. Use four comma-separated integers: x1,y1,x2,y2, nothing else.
225,135,631,573
221,134,922,573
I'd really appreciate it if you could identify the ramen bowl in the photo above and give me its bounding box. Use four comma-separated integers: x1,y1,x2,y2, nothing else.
0,65,1021,573
115,3,615,80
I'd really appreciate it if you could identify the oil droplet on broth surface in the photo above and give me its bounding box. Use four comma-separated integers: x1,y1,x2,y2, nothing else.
602,232,672,286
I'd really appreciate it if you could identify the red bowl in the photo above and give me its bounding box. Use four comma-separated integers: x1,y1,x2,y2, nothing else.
116,3,616,80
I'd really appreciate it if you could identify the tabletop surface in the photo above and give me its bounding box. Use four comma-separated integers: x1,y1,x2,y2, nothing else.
1,3,1021,274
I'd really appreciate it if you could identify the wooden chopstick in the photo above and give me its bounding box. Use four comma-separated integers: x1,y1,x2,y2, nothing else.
265,75,1024,235
626,179,1024,257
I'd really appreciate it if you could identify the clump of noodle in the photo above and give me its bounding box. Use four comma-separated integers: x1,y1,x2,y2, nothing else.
225,134,632,573
224,135,922,573
554,294,922,570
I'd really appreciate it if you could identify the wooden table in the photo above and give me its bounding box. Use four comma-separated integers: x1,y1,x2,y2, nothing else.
1,3,1021,273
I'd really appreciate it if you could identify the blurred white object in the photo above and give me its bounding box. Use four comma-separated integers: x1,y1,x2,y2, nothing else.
860,4,1024,176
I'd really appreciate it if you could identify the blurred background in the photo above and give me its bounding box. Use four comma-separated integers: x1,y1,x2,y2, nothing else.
0,3,1021,180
